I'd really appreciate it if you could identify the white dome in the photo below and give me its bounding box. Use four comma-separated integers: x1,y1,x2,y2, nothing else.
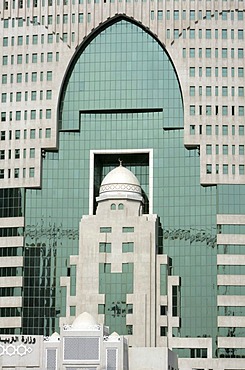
110,331,120,337
49,332,60,342
72,312,98,329
97,164,143,203
101,166,140,187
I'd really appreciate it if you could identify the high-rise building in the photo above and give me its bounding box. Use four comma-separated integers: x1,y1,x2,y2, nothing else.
0,0,244,368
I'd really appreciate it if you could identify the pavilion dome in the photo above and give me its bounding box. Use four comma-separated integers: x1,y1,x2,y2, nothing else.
96,164,143,203
72,312,98,329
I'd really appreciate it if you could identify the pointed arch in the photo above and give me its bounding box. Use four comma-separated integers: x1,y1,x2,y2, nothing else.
57,14,183,130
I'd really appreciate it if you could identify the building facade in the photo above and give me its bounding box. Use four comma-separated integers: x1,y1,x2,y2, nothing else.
0,0,245,368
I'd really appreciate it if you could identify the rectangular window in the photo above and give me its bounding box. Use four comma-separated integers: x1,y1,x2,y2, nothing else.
45,128,51,138
223,145,228,155
190,106,195,116
223,164,228,174
99,242,111,253
206,164,212,174
222,11,228,20
174,10,179,20
190,125,195,135
206,10,211,20
206,145,212,155
238,11,243,20
190,10,195,20
238,87,244,96
30,110,36,120
16,92,21,102
206,67,211,77
239,165,244,175
222,29,227,39
222,125,228,135
3,37,8,47
206,29,211,39
189,48,195,58
31,91,37,101
173,29,179,39
17,54,22,64
238,29,244,39
32,35,38,44
31,72,37,82
78,13,83,23
47,71,52,81
29,167,35,178
15,111,21,121
222,67,227,77
2,75,7,84
206,106,212,115
2,56,8,65
206,48,211,58
122,242,134,253
15,149,20,159
100,227,112,233
239,106,244,116
47,52,53,62
46,109,51,119
32,16,38,25
30,129,36,139
189,29,195,39
189,67,195,77
206,125,212,135
15,130,20,139
1,93,7,103
1,113,6,122
222,88,228,97
222,105,228,116
222,48,227,58
239,125,244,135
238,68,244,77
206,86,211,96
32,53,37,63
48,34,53,43
48,15,53,25
238,49,244,58
122,227,134,233
239,145,244,155
46,90,52,100
189,86,195,96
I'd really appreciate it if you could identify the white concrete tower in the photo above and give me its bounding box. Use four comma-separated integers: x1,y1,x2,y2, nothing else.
61,164,161,347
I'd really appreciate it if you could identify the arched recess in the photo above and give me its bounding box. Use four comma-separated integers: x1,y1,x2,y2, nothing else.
56,14,183,214
57,14,183,132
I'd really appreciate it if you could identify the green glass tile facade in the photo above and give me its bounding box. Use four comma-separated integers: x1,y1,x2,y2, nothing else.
19,18,245,358
99,262,134,335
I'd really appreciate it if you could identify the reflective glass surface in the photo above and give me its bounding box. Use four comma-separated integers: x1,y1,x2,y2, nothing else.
23,19,221,351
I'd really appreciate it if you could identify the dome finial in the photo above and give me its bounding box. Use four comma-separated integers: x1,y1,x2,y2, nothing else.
118,158,123,166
